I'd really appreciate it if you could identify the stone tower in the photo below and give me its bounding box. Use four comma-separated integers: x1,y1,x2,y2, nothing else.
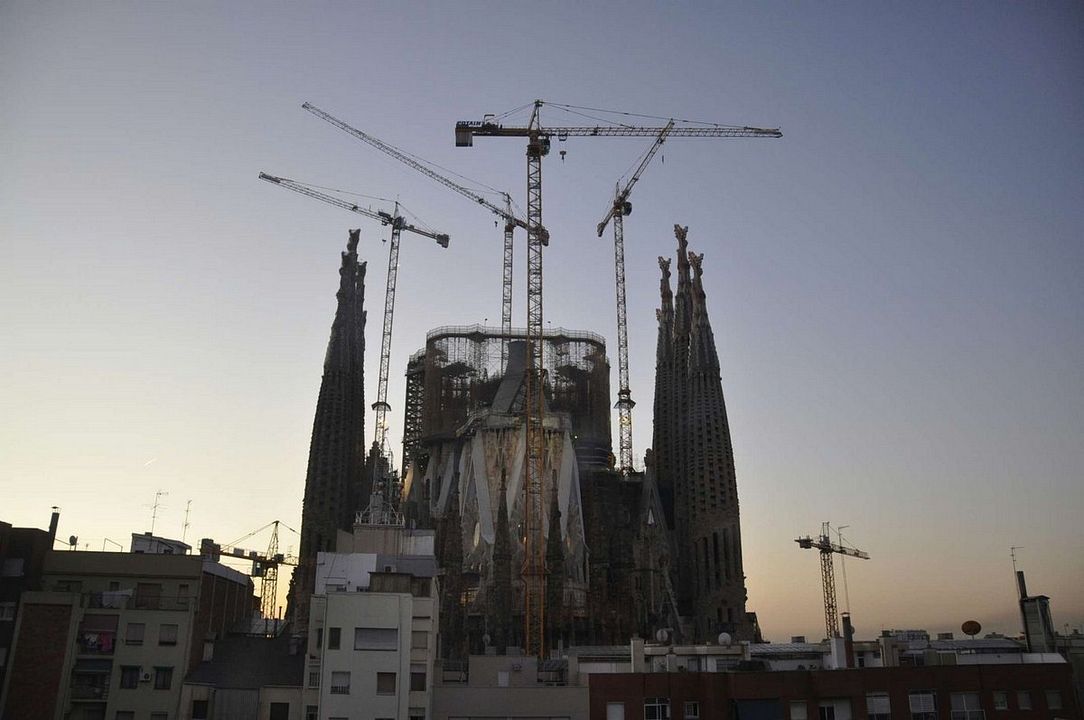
289,229,367,634
651,225,753,641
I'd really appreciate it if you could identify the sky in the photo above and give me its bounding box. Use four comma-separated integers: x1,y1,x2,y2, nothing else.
2,1,1082,642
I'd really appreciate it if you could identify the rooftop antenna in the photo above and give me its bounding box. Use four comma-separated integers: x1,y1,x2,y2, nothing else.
1010,546,1024,574
181,499,193,543
149,490,168,534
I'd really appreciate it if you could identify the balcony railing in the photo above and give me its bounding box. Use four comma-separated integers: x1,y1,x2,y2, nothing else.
82,592,191,611
70,684,110,700
438,658,469,684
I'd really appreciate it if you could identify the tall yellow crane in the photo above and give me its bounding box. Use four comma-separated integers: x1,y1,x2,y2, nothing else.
455,101,781,657
596,121,673,475
796,522,869,639
258,173,449,500
200,520,300,624
301,102,528,373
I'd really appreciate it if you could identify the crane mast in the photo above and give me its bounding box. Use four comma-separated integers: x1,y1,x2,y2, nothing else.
201,520,300,632
302,102,526,373
258,172,449,502
371,205,403,476
795,522,869,639
456,101,780,658
597,120,674,474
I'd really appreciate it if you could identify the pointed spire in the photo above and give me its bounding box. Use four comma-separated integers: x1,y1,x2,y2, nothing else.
490,465,513,654
673,224,693,345
291,228,367,637
545,474,565,649
656,256,674,363
687,251,720,372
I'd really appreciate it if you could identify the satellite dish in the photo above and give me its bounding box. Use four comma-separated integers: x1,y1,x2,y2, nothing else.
655,628,670,643
962,620,982,638
717,632,732,646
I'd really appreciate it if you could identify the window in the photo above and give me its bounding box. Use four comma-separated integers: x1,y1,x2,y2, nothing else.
328,627,341,650
115,713,135,720
409,710,425,720
951,693,984,720
154,666,173,690
0,603,15,621
1,559,24,577
330,671,350,694
158,623,178,646
412,630,429,649
377,671,397,694
119,665,140,689
685,701,701,720
126,623,145,645
645,697,671,720
192,700,209,719
410,664,426,691
308,670,320,687
607,703,626,720
867,693,890,720
992,693,1008,711
356,627,398,650
1045,691,1062,711
150,714,167,720
270,703,290,720
819,700,851,720
135,582,163,609
791,702,808,720
910,692,937,720
497,671,509,687
305,707,318,720
1017,692,1031,711
315,627,323,650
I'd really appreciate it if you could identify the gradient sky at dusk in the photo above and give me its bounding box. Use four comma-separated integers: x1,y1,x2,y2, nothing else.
2,1,1082,641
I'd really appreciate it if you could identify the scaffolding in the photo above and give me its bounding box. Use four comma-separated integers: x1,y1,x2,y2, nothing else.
417,324,611,451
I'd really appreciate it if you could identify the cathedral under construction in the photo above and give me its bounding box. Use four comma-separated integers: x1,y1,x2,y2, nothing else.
290,224,759,653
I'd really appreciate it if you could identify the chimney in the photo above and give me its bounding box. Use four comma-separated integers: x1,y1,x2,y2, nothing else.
1016,570,1028,600
841,612,856,668
48,507,60,544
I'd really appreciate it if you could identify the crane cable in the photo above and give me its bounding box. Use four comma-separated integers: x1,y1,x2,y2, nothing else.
545,101,751,130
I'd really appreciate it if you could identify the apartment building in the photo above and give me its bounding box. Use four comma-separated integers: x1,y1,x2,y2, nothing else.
1,538,253,720
305,522,439,720
0,511,57,699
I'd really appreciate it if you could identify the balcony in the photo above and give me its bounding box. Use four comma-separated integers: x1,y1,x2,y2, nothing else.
82,592,191,611
71,660,112,701
438,658,468,684
70,683,110,701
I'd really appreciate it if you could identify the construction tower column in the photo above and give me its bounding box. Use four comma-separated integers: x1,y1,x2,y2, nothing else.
522,108,547,658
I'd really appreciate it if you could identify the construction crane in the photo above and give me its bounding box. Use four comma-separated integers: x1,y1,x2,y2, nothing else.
596,120,674,474
258,172,449,499
795,522,869,640
455,100,782,657
200,520,300,622
301,102,529,372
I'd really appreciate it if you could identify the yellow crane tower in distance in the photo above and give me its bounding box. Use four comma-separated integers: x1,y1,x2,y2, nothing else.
796,521,870,640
